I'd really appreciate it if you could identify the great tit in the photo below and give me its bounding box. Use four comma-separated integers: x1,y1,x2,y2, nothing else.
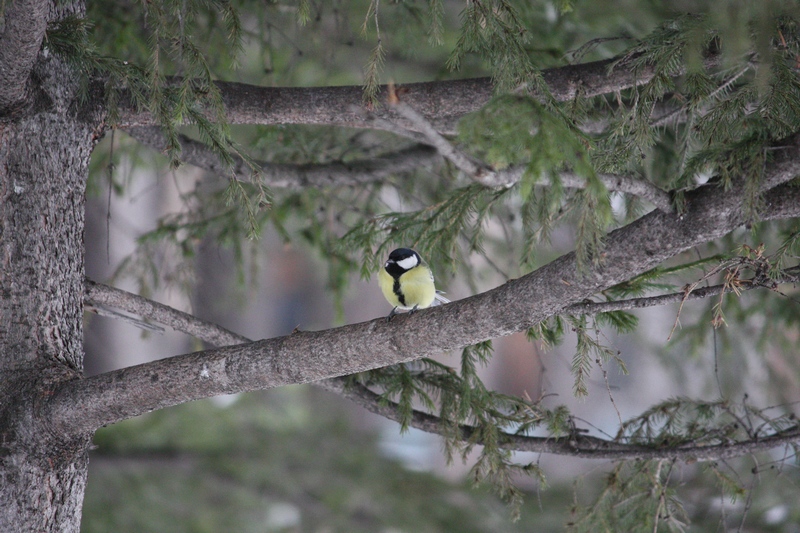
378,248,449,320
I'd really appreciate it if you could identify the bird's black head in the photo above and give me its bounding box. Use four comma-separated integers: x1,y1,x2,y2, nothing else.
384,248,421,279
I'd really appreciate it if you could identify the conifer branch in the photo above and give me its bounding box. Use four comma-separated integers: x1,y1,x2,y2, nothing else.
128,124,673,208
82,279,398,430
761,133,800,191
322,377,800,461
125,127,440,188
388,100,496,185
49,171,800,435
0,0,49,116
378,98,674,210
82,278,800,462
563,270,799,316
116,53,719,132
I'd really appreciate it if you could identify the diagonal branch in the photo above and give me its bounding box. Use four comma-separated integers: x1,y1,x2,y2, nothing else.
386,97,674,210
0,0,49,116
47,145,800,436
389,100,493,183
85,303,165,333
84,280,247,347
83,277,800,461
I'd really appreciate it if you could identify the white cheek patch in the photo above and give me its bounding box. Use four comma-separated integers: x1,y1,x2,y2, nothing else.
396,255,419,270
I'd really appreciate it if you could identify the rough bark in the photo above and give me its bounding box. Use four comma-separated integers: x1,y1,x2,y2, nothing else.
0,3,101,531
0,0,49,116
117,53,719,132
83,272,800,461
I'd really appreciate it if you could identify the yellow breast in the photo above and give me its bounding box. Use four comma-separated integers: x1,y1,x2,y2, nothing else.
378,265,436,310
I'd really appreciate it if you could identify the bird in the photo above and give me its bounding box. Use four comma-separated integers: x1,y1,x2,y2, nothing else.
378,248,449,320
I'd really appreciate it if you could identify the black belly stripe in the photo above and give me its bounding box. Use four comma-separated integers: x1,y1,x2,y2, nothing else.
392,278,406,306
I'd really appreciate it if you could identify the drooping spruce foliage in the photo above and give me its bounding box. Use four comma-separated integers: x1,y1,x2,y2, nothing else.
71,0,800,528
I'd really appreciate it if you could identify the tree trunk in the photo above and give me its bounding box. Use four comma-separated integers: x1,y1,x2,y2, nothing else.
0,43,100,531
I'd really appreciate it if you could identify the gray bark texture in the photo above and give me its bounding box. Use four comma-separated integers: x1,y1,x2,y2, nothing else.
0,0,102,530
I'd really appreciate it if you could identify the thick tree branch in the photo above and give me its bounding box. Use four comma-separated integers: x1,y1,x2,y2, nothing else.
0,0,49,116
48,152,800,435
117,53,719,131
84,278,800,461
83,280,422,434
125,127,440,188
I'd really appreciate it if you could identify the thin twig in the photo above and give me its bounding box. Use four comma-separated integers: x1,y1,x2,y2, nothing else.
389,99,498,186
565,171,673,213
596,356,623,426
667,260,738,341
565,282,737,316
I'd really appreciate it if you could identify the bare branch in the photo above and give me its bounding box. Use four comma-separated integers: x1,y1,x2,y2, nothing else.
513,169,674,212
84,279,367,424
0,0,49,116
566,284,731,315
125,127,439,188
117,53,720,132
84,303,165,334
85,280,247,347
593,173,674,212
762,140,800,191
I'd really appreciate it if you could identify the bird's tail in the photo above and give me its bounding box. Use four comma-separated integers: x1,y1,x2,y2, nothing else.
433,291,450,305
